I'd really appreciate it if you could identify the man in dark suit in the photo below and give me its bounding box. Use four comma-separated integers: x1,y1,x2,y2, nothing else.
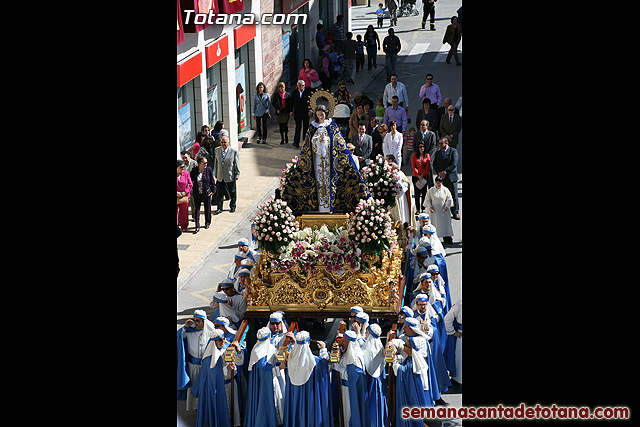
350,122,373,168
189,156,216,232
289,79,313,148
213,136,240,214
369,117,384,160
436,98,458,137
439,104,462,148
413,119,438,159
432,137,460,219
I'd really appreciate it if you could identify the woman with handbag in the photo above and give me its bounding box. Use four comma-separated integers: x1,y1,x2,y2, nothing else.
297,59,321,90
177,159,193,231
190,156,216,233
252,82,272,144
271,81,292,145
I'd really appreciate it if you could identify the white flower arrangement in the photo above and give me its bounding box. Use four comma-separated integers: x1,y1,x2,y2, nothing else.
347,198,397,254
359,154,403,208
252,197,300,253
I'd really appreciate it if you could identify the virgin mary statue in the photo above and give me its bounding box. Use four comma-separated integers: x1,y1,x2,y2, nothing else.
282,105,370,214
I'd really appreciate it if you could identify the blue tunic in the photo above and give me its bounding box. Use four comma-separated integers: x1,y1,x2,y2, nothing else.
243,356,279,427
365,370,388,427
344,364,369,427
177,328,191,400
414,312,451,395
433,253,451,311
444,320,461,377
395,356,432,427
190,350,231,427
283,356,333,427
281,120,370,214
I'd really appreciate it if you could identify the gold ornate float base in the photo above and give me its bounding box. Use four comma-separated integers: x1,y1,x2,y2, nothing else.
297,213,350,230
247,214,404,316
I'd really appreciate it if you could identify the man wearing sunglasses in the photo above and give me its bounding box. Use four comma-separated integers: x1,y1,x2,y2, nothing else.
267,311,287,347
432,137,459,220
439,104,462,149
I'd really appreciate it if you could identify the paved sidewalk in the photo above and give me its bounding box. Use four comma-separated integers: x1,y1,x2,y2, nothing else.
177,33,386,290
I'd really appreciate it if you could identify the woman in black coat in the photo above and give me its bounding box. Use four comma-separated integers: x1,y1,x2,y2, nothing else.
190,156,216,232
271,81,292,145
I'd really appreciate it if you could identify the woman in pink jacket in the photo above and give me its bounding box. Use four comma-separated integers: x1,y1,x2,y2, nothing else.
177,159,193,231
297,58,320,88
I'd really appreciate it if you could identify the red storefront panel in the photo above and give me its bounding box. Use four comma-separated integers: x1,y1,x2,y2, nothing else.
177,52,203,87
205,35,229,68
233,24,256,49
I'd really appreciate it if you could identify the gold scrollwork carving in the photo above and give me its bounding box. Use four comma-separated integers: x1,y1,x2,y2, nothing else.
247,216,404,314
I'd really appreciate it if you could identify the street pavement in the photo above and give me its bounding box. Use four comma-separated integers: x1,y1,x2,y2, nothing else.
178,1,462,425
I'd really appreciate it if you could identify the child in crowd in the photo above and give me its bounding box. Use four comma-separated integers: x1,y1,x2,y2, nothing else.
375,97,385,123
404,127,416,167
376,3,386,28
347,143,360,170
355,34,366,72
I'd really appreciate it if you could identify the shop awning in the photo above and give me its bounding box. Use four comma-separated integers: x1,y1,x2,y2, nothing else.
205,35,229,68
177,52,203,87
233,24,256,49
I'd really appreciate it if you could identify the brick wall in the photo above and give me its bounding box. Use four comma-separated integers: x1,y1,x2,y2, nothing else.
260,0,284,95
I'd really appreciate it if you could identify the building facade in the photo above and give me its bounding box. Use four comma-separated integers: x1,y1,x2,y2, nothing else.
177,0,350,158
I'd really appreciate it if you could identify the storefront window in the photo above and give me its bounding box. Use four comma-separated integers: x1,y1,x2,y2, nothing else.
206,62,224,129
234,44,252,134
285,4,308,88
178,80,197,152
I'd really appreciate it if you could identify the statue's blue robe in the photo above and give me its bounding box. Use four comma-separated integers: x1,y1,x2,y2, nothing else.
281,120,370,214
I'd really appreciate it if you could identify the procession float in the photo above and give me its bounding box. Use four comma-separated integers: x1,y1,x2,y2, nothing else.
243,90,414,319
216,92,418,427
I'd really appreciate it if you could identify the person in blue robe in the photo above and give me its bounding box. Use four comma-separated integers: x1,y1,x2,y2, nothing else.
350,311,369,347
444,299,462,384
333,330,369,427
388,333,432,427
237,237,259,263
212,316,249,414
361,324,388,427
209,279,234,319
411,290,451,400
190,329,232,427
415,213,430,243
422,225,451,312
177,326,191,401
404,245,432,304
412,270,448,348
235,267,252,295
281,105,370,214
282,330,333,427
177,310,218,410
244,327,283,427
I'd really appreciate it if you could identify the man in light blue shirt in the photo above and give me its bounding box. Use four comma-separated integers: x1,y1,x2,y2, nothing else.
383,96,407,132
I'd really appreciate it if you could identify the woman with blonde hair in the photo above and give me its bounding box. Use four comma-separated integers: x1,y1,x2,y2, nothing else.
271,81,292,145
